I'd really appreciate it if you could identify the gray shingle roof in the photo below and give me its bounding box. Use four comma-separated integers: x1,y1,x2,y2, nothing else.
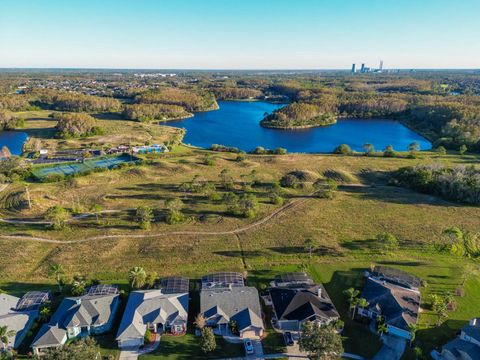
31,293,119,348
0,293,39,349
270,284,339,323
116,290,189,341
361,277,420,331
200,286,263,332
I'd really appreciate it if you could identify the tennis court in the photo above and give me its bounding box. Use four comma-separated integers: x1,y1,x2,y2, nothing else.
32,154,139,180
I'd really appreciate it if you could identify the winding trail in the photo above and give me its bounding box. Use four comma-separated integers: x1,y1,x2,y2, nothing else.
0,192,312,245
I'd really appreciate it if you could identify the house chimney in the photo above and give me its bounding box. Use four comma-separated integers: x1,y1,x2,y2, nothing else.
317,288,322,297
471,318,478,326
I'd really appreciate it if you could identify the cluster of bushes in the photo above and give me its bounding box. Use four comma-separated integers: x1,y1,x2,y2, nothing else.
54,112,103,139
280,169,318,188
0,157,31,183
250,146,287,155
123,103,191,122
261,102,336,129
210,144,242,153
392,164,480,204
135,87,218,112
0,109,25,130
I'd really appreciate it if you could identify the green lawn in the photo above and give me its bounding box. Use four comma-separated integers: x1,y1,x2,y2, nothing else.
139,334,243,360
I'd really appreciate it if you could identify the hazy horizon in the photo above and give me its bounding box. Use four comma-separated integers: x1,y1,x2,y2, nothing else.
1,0,479,69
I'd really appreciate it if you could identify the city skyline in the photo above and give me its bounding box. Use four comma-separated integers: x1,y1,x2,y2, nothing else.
1,0,479,69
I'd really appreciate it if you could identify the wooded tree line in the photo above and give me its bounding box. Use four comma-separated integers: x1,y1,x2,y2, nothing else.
0,94,31,111
123,103,190,122
135,87,218,112
210,87,263,100
392,164,480,204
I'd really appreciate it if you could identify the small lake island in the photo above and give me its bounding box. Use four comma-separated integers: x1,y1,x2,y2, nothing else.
260,102,337,129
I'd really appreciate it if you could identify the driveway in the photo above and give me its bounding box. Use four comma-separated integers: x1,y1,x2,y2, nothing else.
119,348,139,360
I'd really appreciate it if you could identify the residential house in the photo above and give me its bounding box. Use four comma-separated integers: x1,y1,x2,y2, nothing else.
31,285,120,355
116,277,189,349
357,267,421,340
200,272,264,339
0,291,51,349
268,272,340,331
437,318,480,360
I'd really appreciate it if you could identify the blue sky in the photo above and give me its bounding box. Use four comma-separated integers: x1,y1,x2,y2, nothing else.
0,0,478,69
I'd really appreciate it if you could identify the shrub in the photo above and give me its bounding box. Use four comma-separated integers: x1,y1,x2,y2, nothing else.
383,145,396,157
333,144,352,155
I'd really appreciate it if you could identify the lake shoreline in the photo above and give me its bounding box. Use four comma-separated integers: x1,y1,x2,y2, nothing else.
168,101,432,153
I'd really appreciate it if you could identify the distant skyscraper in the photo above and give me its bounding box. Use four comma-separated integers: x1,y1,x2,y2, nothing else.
379,60,384,71
360,63,365,73
351,63,356,73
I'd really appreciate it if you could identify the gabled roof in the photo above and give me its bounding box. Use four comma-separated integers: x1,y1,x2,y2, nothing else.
200,286,263,332
32,324,66,348
461,318,480,343
231,308,263,331
270,285,339,323
116,290,188,341
32,293,119,348
0,293,39,349
443,338,480,360
361,277,420,331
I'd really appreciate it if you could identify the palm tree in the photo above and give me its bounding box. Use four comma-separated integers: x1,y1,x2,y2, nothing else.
354,298,370,319
377,322,388,337
0,325,15,350
343,288,360,318
128,267,147,289
48,264,65,292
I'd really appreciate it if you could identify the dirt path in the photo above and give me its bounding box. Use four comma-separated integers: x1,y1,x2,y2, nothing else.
0,192,313,245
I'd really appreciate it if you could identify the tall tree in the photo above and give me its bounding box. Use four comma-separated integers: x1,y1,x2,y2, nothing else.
343,287,360,318
298,322,343,360
200,327,216,353
48,263,65,292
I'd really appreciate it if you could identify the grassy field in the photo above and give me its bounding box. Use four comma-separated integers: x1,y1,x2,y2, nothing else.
16,110,182,152
1,127,479,358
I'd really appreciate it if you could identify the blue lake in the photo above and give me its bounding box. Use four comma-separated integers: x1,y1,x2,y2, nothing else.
168,101,432,153
0,131,28,155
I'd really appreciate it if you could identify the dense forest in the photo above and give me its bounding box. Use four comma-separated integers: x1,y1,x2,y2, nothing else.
30,90,122,112
135,87,218,112
261,102,336,129
392,164,480,204
123,103,191,122
54,112,103,138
